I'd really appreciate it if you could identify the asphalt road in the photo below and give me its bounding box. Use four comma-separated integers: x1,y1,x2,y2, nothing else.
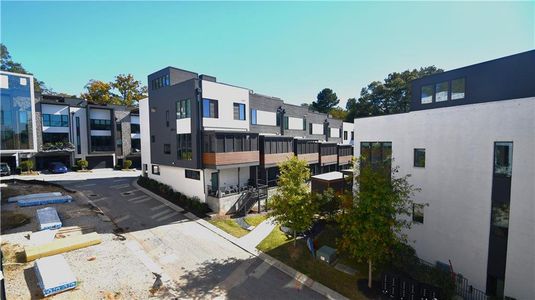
56,176,325,300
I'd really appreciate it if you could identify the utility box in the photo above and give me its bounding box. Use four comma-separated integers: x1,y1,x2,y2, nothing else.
316,245,336,264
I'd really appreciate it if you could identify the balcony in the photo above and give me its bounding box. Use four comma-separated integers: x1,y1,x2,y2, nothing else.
319,143,338,166
259,136,294,167
338,145,354,166
294,139,319,164
202,131,259,169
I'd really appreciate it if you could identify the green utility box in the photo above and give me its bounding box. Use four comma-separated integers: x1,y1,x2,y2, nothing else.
316,245,337,264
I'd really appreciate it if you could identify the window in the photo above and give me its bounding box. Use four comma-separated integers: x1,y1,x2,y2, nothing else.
309,123,313,134
233,103,246,120
185,169,200,180
151,74,170,90
276,114,281,126
413,204,424,223
176,99,191,119
43,114,69,127
251,109,257,125
43,133,69,144
421,85,434,104
203,99,218,118
75,117,81,154
131,138,141,152
344,131,348,140
414,148,426,168
131,124,140,134
177,134,192,160
360,142,392,173
494,142,512,177
152,165,160,175
303,118,307,130
166,110,169,127
164,143,171,154
151,135,155,143
90,119,112,130
451,78,465,100
351,131,354,140
90,136,114,151
435,81,449,102
283,116,289,130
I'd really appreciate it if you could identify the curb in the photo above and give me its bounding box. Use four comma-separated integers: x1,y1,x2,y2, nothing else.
132,178,349,300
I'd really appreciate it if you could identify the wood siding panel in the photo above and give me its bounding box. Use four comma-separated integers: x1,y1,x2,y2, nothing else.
297,153,319,164
203,151,259,166
338,155,353,165
320,154,338,165
262,152,294,166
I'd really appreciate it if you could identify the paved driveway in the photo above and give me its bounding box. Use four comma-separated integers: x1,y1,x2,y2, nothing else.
56,177,324,300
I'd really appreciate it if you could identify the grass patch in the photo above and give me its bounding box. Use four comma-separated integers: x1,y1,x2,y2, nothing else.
257,224,368,300
1,211,31,231
209,219,249,238
244,214,267,227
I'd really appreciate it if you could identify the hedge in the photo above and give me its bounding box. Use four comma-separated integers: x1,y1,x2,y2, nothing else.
137,176,211,217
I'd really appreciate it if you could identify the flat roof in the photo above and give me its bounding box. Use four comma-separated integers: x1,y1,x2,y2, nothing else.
311,171,345,181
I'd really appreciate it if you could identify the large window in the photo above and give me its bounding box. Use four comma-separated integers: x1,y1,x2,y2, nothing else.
203,99,218,118
320,144,336,156
185,169,200,180
296,141,318,155
451,78,465,100
176,99,191,119
1,73,33,150
203,132,258,153
421,85,434,104
251,109,257,125
131,138,141,152
43,114,69,127
151,74,170,90
43,133,69,144
233,103,246,120
494,142,512,177
264,138,293,154
435,81,449,102
131,124,140,134
177,134,192,160
360,142,392,172
414,148,426,168
338,146,353,156
90,119,112,130
90,136,113,151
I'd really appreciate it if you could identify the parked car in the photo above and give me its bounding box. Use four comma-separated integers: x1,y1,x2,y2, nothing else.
48,162,68,174
0,163,11,176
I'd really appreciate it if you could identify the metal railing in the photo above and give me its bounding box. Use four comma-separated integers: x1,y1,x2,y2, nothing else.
207,184,254,198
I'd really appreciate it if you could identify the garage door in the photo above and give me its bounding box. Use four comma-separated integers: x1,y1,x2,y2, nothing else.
36,155,71,170
87,156,113,169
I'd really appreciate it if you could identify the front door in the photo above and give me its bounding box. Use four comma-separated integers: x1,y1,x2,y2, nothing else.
211,172,219,195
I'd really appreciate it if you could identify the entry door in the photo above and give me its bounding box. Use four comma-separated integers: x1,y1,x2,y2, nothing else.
211,172,219,192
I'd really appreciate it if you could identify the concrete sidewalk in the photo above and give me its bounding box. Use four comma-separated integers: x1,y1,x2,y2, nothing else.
239,217,276,248
2,168,141,182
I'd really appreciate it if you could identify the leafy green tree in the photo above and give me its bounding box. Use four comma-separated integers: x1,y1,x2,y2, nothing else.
77,159,88,170
80,80,119,105
20,160,33,172
312,188,341,221
111,74,148,107
328,107,348,120
338,160,419,289
269,155,316,246
1,43,48,93
311,88,340,113
346,66,443,120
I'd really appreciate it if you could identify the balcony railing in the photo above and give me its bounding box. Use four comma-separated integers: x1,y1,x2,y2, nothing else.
207,183,256,198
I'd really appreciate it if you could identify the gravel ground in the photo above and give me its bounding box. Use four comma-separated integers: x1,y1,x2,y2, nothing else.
1,181,166,299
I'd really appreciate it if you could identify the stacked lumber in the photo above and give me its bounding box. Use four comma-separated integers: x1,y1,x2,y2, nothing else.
36,207,62,230
18,195,73,207
25,232,101,261
7,192,62,203
34,254,77,296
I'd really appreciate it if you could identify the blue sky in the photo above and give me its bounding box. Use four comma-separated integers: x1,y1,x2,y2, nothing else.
2,1,533,107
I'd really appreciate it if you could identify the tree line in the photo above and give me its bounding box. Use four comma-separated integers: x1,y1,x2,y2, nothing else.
1,43,147,107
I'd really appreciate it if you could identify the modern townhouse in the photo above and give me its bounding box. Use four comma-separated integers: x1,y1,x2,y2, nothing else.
140,67,354,215
0,70,141,172
353,50,535,299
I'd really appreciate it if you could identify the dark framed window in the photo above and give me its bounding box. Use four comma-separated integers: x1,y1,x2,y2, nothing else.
90,136,114,151
90,119,112,130
435,81,449,102
233,103,246,120
151,135,155,143
185,169,200,180
283,116,289,130
414,148,426,168
494,142,512,177
309,123,313,134
176,99,191,119
276,114,281,126
360,141,392,172
413,203,424,223
131,124,140,134
164,143,171,154
43,133,69,144
344,131,348,140
43,114,69,127
421,85,434,104
303,118,307,130
152,165,160,175
75,117,81,154
203,99,218,118
177,134,192,160
351,131,354,140
451,78,465,100
251,109,257,125
165,110,169,127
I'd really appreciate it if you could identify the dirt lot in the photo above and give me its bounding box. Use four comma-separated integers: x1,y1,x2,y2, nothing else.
1,181,167,299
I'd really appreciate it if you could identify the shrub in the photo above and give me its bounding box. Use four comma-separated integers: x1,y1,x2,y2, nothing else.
20,160,33,172
137,176,211,217
123,160,132,169
77,159,89,170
